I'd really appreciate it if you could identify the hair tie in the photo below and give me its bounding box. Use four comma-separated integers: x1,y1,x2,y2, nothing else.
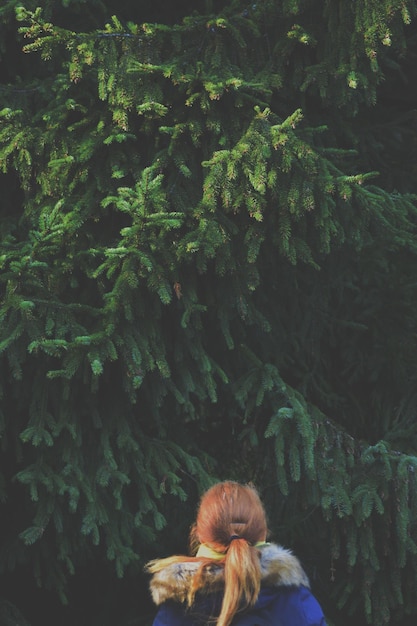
229,534,241,542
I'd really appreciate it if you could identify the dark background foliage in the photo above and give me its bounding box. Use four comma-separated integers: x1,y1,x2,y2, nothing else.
1,1,417,624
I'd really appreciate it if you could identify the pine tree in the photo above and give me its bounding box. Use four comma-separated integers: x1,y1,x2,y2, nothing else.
1,1,417,624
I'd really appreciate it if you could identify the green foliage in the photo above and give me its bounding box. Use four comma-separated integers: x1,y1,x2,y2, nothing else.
1,1,417,625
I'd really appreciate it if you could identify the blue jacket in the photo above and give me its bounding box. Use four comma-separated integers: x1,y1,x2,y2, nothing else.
149,543,327,626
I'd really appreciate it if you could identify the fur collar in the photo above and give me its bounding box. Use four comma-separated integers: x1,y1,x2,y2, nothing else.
149,543,310,606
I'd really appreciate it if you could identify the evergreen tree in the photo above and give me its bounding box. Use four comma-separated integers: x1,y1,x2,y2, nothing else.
1,1,417,624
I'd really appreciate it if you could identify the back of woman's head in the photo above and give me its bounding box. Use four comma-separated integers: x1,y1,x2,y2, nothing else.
194,481,268,626
195,481,267,548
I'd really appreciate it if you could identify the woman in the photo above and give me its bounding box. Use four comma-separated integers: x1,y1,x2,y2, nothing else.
146,481,327,625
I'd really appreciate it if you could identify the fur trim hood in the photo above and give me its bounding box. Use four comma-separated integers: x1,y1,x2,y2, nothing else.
149,543,310,606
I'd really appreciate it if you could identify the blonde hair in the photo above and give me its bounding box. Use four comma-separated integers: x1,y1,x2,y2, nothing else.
147,481,268,626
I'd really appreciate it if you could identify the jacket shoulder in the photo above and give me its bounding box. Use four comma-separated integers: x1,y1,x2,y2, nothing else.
267,585,327,626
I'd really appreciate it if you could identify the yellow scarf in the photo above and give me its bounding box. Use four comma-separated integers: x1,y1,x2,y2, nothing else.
196,541,267,560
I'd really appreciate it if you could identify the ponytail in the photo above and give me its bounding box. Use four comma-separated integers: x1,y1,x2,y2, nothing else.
217,538,261,626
